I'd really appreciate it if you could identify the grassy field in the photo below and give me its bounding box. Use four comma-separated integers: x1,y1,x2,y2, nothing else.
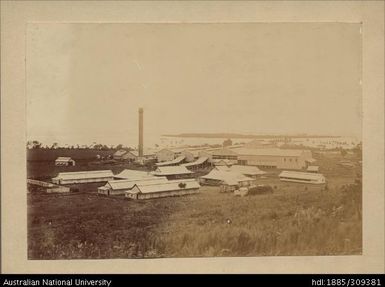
28,177,361,259
27,149,362,259
27,148,150,181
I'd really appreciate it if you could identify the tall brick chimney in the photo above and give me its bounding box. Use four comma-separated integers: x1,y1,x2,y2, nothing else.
138,108,143,157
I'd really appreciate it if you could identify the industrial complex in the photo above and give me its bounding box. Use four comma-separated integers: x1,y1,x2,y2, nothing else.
29,107,330,199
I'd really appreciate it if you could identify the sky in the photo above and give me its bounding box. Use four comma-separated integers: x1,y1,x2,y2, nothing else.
26,23,362,146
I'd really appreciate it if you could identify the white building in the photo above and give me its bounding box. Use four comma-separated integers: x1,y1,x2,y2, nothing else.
125,179,200,200
279,171,326,184
199,169,256,189
55,157,76,166
152,166,193,180
114,169,155,180
52,170,114,185
98,177,168,196
231,147,314,170
215,165,266,178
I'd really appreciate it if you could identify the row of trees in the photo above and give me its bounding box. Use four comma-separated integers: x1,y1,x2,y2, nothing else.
26,141,130,150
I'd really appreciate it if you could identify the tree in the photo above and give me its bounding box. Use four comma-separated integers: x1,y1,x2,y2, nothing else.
26,141,33,149
32,140,42,149
94,144,103,150
51,142,58,149
116,144,123,150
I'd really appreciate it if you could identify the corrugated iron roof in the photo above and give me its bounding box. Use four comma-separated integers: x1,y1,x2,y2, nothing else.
107,177,168,190
279,171,325,181
55,157,73,161
114,169,154,179
229,165,266,175
232,148,306,157
153,165,193,176
129,179,200,194
54,170,113,180
182,157,209,167
113,149,129,156
156,155,186,166
201,170,255,185
212,159,237,166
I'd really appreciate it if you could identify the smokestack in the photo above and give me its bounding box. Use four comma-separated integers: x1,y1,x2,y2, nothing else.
138,107,143,157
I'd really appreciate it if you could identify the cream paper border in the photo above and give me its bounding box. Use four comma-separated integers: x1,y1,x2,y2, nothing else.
1,1,384,274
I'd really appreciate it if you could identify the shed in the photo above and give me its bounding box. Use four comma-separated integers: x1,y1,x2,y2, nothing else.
152,165,193,180
155,155,186,167
279,171,326,184
200,169,256,189
125,179,200,200
306,166,320,173
98,177,168,196
55,157,75,166
113,149,128,160
52,170,114,185
216,165,266,178
114,169,155,180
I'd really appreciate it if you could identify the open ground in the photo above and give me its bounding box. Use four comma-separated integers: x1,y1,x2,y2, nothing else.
28,150,361,259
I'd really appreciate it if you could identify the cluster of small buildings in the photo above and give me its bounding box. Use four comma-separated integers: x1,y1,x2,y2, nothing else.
148,145,315,171
34,109,331,200
46,140,324,198
49,166,200,200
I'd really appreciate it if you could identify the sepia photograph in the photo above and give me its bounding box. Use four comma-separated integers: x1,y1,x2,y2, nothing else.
25,22,363,260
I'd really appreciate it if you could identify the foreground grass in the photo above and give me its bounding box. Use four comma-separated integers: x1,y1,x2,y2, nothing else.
155,182,361,257
28,176,361,259
28,194,178,259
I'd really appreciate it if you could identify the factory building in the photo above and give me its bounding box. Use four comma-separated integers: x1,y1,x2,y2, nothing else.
156,148,177,162
182,157,211,171
52,170,114,185
180,150,197,162
155,148,200,163
231,148,314,170
191,146,314,170
155,155,186,167
125,179,200,200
